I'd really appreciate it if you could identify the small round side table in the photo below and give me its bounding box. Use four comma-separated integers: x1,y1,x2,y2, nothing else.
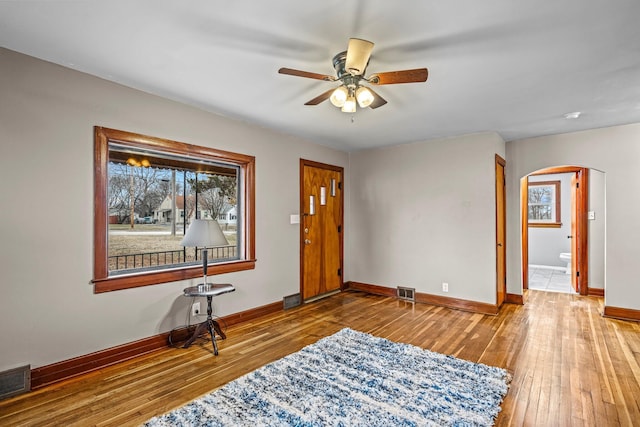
182,283,235,355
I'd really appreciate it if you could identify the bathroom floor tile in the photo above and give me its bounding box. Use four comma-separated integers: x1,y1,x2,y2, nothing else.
528,265,577,294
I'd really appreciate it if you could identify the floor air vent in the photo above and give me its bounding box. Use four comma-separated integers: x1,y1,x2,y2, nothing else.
0,365,30,400
397,286,415,302
283,293,301,310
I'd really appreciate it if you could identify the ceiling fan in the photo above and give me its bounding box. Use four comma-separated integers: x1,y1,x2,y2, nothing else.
278,38,428,113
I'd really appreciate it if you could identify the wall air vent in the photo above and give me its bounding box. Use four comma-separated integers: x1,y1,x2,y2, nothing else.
0,365,30,401
283,293,302,310
397,286,416,302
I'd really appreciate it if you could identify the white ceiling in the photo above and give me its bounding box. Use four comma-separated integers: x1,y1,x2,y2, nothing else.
2,1,640,151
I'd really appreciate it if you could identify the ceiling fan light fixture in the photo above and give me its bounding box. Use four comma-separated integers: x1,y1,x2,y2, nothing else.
356,86,374,108
341,95,357,113
330,86,348,107
279,38,427,112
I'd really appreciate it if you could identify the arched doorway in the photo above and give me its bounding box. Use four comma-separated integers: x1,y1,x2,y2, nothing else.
520,166,589,295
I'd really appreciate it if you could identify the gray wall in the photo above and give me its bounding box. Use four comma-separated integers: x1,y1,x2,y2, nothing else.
347,133,506,304
506,123,640,309
0,48,349,373
528,173,573,267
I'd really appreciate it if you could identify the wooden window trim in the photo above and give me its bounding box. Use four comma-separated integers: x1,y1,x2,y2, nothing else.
529,223,562,229
93,127,255,293
528,180,561,228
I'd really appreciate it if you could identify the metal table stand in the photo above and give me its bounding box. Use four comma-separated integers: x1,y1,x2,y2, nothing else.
182,283,235,355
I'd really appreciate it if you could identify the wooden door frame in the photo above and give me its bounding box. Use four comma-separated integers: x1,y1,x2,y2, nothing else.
521,166,589,295
299,159,345,299
570,174,579,292
495,155,507,306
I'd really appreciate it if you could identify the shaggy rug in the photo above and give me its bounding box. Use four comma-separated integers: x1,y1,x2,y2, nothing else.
144,328,511,426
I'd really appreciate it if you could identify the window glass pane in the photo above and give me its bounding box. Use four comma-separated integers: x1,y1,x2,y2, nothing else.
107,143,240,275
529,204,552,220
528,186,553,204
527,181,560,224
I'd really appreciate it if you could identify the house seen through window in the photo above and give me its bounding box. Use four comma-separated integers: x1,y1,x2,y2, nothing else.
108,144,239,273
94,127,255,292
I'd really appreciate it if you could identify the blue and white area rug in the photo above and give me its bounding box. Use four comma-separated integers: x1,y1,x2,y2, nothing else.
144,328,511,426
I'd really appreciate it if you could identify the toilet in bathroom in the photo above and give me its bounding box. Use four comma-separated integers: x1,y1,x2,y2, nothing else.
559,252,571,274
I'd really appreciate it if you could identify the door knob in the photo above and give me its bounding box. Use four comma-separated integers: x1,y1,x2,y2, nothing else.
304,239,311,245
567,235,573,239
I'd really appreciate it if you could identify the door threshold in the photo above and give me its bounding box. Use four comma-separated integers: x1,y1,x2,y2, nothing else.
304,289,341,303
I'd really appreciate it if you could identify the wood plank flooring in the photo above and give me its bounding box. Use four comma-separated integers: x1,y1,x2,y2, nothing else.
1,290,639,426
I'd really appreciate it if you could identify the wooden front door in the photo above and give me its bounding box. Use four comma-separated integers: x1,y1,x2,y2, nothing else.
300,160,343,301
495,155,507,306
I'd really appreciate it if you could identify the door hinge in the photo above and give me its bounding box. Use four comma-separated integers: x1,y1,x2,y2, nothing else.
576,271,580,277
337,225,342,233
338,182,342,190
576,182,579,188
337,268,341,276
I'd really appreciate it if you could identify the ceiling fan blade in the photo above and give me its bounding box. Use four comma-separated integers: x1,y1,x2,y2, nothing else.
278,67,336,81
304,88,335,106
366,87,388,109
369,68,428,85
345,38,374,75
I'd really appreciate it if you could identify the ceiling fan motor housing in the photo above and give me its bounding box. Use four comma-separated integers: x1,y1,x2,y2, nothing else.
333,51,364,89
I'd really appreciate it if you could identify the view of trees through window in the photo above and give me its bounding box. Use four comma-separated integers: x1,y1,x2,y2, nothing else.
528,186,553,220
527,180,560,225
107,143,240,274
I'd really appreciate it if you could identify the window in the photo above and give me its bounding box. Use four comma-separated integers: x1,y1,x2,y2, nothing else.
94,127,255,293
528,180,561,227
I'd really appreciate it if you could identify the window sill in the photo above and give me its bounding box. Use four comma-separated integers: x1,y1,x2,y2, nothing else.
528,222,562,228
93,259,256,293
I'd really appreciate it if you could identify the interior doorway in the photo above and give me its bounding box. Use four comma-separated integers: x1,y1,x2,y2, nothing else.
300,159,344,301
527,172,577,294
521,166,589,295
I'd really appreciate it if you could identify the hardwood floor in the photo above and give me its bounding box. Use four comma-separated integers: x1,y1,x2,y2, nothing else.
1,290,639,426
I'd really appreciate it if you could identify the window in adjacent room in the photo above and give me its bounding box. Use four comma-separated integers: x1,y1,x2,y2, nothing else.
93,127,255,292
528,180,561,227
